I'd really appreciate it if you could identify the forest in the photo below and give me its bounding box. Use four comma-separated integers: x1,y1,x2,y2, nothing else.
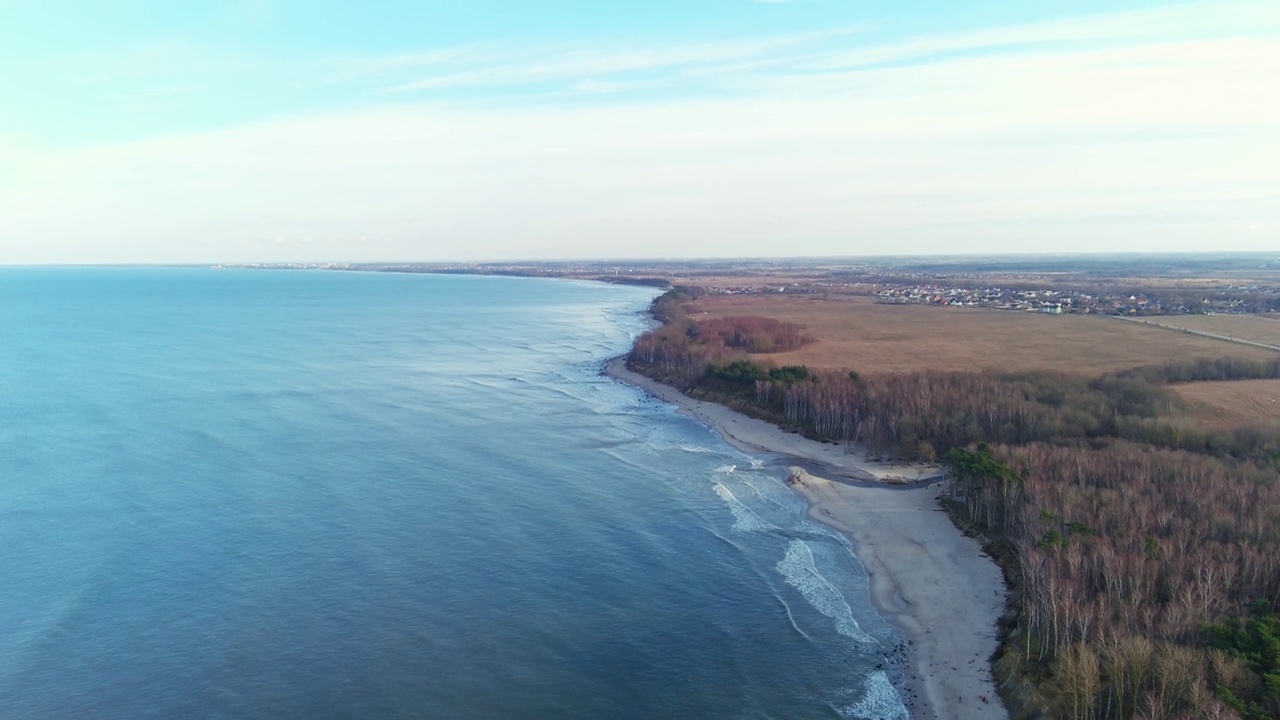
628,288,1280,720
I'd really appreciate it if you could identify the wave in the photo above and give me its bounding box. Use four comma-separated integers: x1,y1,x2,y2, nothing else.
713,483,781,533
576,437,641,452
840,670,908,720
779,595,817,644
634,437,720,458
776,540,876,645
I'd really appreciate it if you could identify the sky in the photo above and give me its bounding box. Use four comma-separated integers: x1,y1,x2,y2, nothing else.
1,0,1277,264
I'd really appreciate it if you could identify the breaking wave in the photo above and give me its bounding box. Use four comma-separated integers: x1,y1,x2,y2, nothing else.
713,482,780,533
840,670,908,720
776,540,876,645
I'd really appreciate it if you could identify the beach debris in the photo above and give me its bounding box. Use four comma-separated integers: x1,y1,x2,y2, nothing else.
785,466,809,486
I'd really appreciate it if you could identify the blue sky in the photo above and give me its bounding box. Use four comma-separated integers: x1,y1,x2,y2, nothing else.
1,0,1277,263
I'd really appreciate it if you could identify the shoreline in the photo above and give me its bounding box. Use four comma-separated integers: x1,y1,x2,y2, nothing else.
605,357,1008,720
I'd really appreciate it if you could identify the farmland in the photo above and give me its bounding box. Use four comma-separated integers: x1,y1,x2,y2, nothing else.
684,294,1278,376
1172,378,1280,428
1132,313,1280,350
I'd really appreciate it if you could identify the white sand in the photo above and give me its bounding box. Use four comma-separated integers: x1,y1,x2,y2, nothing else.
607,358,1008,720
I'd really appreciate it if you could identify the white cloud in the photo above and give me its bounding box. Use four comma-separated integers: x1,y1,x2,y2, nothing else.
2,1,1278,263
804,0,1279,72
332,0,1277,103
300,46,493,88
375,28,865,94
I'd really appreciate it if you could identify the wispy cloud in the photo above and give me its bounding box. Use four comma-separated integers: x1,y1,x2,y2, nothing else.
238,0,1259,120
298,46,494,88
373,28,865,95
2,0,1277,263
803,0,1278,72
16,0,1273,142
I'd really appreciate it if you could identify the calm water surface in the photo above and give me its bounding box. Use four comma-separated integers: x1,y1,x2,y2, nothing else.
0,269,906,719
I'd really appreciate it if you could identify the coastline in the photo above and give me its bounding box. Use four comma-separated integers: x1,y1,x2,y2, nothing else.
605,357,1008,720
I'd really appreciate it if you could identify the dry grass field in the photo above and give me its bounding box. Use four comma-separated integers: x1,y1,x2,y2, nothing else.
688,295,1279,375
1137,314,1280,348
1172,379,1280,428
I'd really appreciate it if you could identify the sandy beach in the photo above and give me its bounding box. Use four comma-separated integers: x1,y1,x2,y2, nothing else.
606,357,1008,720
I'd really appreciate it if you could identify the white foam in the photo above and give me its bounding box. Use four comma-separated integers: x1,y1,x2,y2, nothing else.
679,443,715,454
776,540,876,644
840,670,909,720
714,464,737,474
713,483,779,533
779,597,816,643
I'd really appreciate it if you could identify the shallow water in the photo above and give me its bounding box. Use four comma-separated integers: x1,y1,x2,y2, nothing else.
0,268,906,719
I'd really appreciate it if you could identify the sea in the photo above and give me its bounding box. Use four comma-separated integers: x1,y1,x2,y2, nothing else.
0,268,908,719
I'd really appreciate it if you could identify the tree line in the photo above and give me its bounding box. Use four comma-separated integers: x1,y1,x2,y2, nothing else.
631,291,1280,465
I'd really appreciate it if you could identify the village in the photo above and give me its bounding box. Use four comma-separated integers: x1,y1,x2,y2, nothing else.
873,284,1277,316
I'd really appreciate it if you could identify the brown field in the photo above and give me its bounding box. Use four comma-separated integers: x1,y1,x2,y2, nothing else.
688,295,1280,375
1135,313,1280,348
1172,379,1280,428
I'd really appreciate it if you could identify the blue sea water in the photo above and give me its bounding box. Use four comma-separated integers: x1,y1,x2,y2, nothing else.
0,268,907,719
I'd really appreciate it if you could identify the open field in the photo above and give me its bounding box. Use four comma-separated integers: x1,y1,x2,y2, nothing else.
687,295,1280,375
1135,313,1280,349
1172,378,1280,428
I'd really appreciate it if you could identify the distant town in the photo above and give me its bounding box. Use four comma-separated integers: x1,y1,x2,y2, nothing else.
219,253,1280,317
869,284,1278,315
